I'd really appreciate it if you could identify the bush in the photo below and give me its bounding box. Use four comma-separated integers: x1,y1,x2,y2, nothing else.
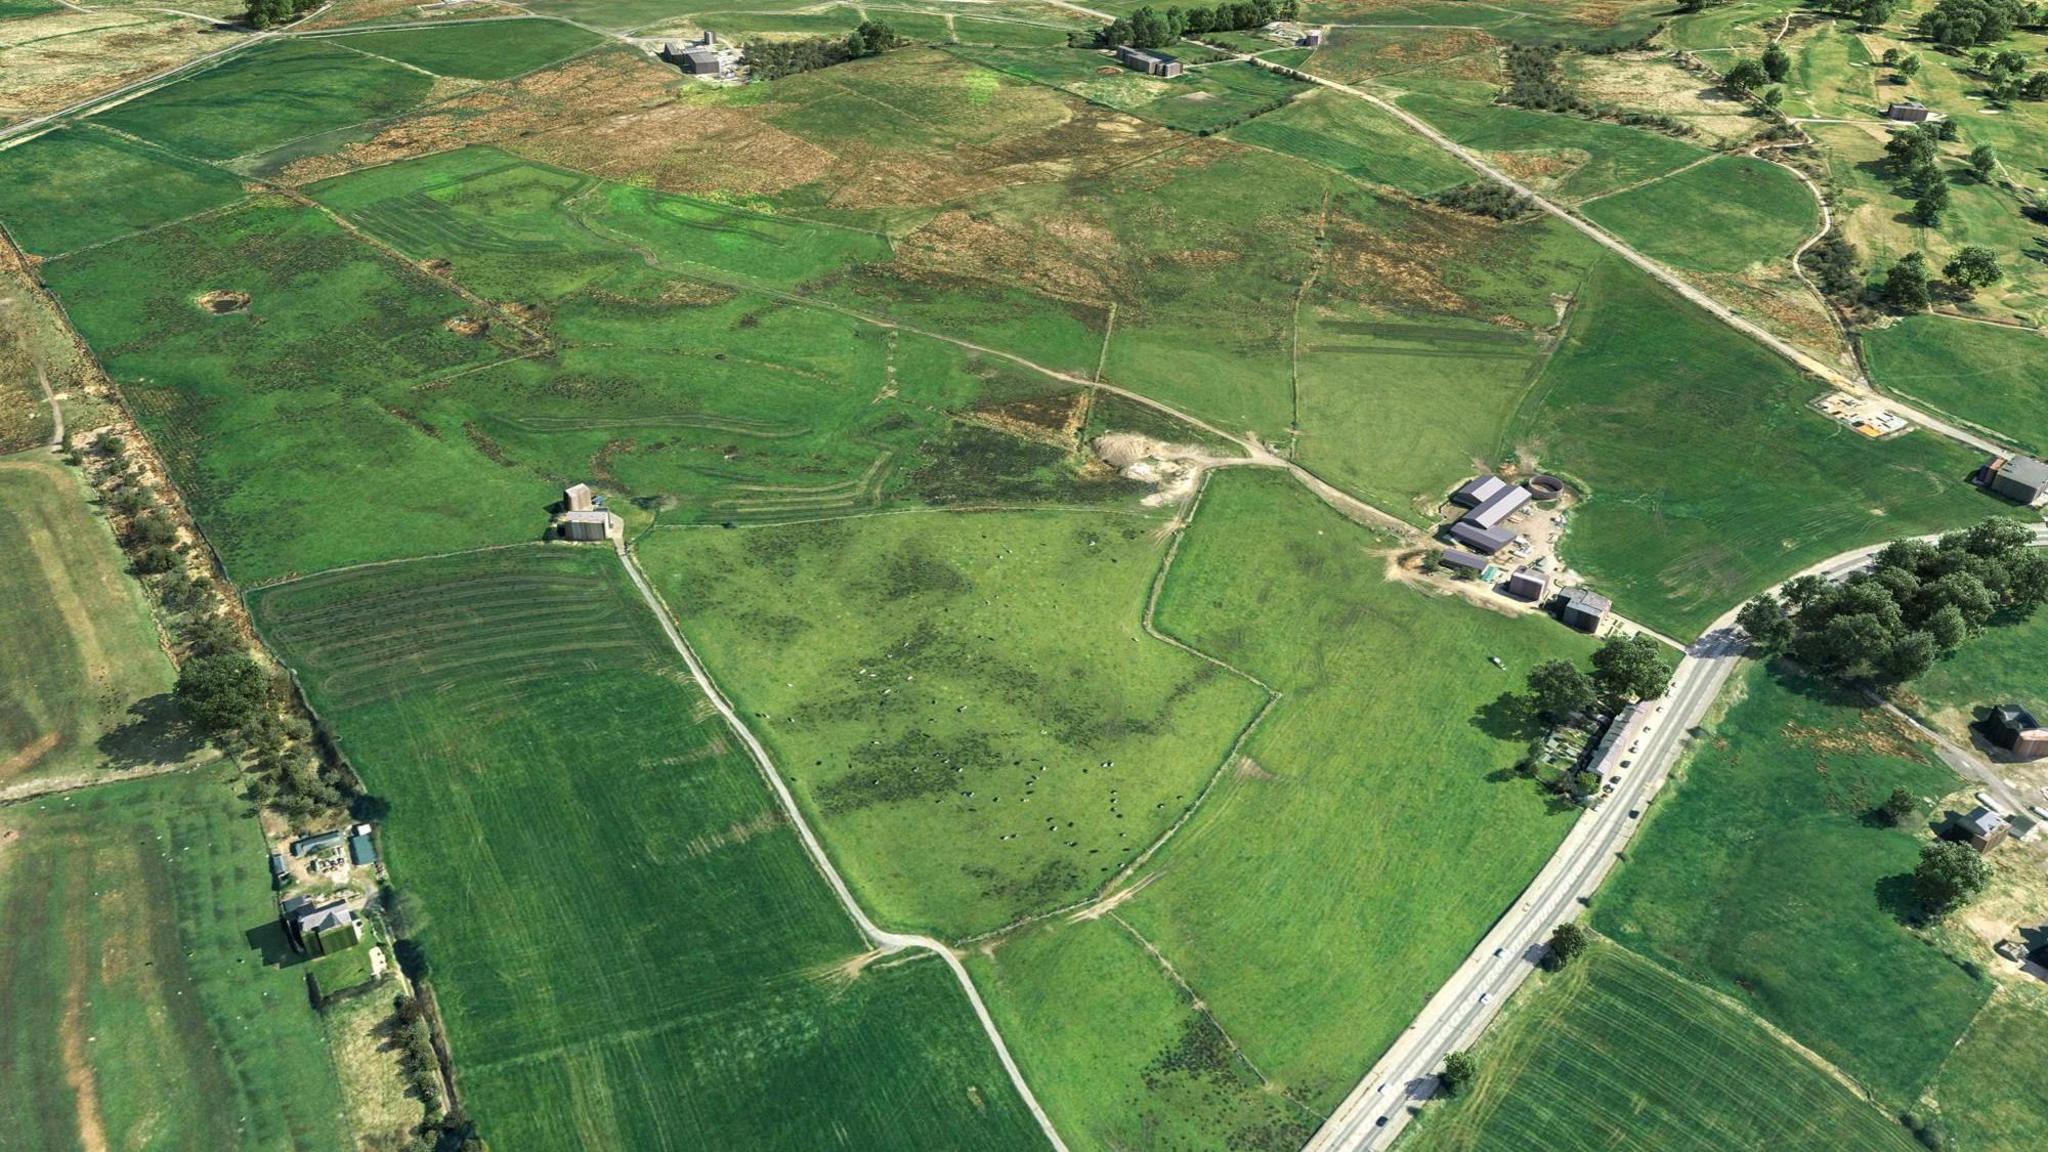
174,651,271,739
1430,180,1535,220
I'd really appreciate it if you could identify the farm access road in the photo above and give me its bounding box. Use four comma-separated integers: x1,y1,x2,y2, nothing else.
1309,524,2048,1152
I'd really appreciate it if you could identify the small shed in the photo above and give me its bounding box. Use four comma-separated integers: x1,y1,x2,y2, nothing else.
1465,485,1531,530
1449,520,1515,555
1439,549,1489,576
1964,805,2010,852
1558,587,1610,633
1302,28,1324,46
1984,454,2048,506
1451,475,1506,508
1885,100,1933,122
1506,566,1549,602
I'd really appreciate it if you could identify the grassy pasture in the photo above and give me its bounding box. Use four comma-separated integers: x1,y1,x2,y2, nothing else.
1580,155,1819,275
0,0,60,15
95,38,434,162
1593,663,1989,1108
1928,987,2048,1152
0,125,245,257
637,508,1267,937
1116,470,1594,1109
1510,258,1990,638
1293,196,1601,523
1397,92,1709,203
0,772,353,1152
1223,88,1472,196
1403,941,1922,1152
39,196,541,582
250,546,1048,1151
321,18,605,80
968,913,1314,1152
952,46,1306,134
1864,316,2048,454
950,17,1079,46
0,455,205,790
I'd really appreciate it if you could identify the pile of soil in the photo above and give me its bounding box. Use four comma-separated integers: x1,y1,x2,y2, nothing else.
195,290,249,314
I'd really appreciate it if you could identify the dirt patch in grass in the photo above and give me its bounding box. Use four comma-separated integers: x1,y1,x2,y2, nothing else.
892,209,1114,304
971,390,1090,448
195,290,249,314
1321,209,1479,313
1485,148,1588,191
1572,52,1753,143
1780,712,1922,762
2,731,62,780
442,314,488,337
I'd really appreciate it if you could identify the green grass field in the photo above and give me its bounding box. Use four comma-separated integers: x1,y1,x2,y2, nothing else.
1224,88,1473,196
0,125,245,256
38,195,541,583
1511,258,1992,637
1594,663,1989,1107
324,18,605,80
1403,941,1922,1152
0,771,353,1152
1927,987,2048,1151
1865,316,2048,455
1104,470,1594,1109
1397,92,1709,203
95,38,435,162
637,507,1268,937
0,455,206,790
1580,155,1819,275
967,912,1314,1152
250,546,1049,1151
952,46,1306,134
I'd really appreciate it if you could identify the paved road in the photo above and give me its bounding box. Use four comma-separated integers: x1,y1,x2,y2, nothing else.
1306,626,1746,1151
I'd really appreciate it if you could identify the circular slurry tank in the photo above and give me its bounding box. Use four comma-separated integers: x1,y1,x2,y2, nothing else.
1528,474,1566,501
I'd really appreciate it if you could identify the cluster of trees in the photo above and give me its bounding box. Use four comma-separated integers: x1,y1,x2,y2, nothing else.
1498,43,1690,134
1737,518,2048,683
1841,0,1902,29
387,995,487,1151
1878,245,2004,310
1525,634,1676,724
1083,0,1297,49
1916,0,2039,47
1968,47,2048,102
244,0,317,28
1801,229,1863,297
742,21,902,80
89,433,354,822
1914,840,1994,915
1544,922,1589,970
1431,180,1535,220
1880,45,1923,78
1882,121,1962,226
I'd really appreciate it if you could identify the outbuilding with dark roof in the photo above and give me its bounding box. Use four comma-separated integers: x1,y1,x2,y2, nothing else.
1449,520,1515,555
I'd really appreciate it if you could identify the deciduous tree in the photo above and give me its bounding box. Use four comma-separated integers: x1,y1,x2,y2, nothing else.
1591,634,1673,704
1914,840,1993,914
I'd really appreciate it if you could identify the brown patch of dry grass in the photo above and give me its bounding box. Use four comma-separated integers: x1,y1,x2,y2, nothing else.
0,12,231,123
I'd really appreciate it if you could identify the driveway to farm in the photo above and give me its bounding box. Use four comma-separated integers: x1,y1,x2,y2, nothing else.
1309,523,2048,1152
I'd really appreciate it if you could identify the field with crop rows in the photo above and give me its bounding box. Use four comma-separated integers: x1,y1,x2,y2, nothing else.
0,455,206,790
250,546,1047,1151
0,771,354,1152
1403,942,1923,1152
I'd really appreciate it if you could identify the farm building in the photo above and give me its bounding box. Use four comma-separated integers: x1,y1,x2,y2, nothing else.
280,895,363,957
559,509,619,542
1464,485,1531,531
348,827,378,867
1982,454,2048,506
1449,520,1515,555
1963,806,2010,853
1438,548,1489,577
1302,28,1324,46
1506,566,1549,602
563,483,595,512
290,829,346,858
1988,704,2048,760
1116,45,1183,77
1452,475,1507,508
1558,587,1610,633
268,852,289,890
661,35,722,75
1885,100,1934,122
1586,701,1650,778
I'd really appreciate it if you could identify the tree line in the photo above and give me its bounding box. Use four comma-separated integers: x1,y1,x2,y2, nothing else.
1079,0,1299,50
743,21,903,81
244,0,317,29
1502,44,1692,136
1737,518,2048,684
